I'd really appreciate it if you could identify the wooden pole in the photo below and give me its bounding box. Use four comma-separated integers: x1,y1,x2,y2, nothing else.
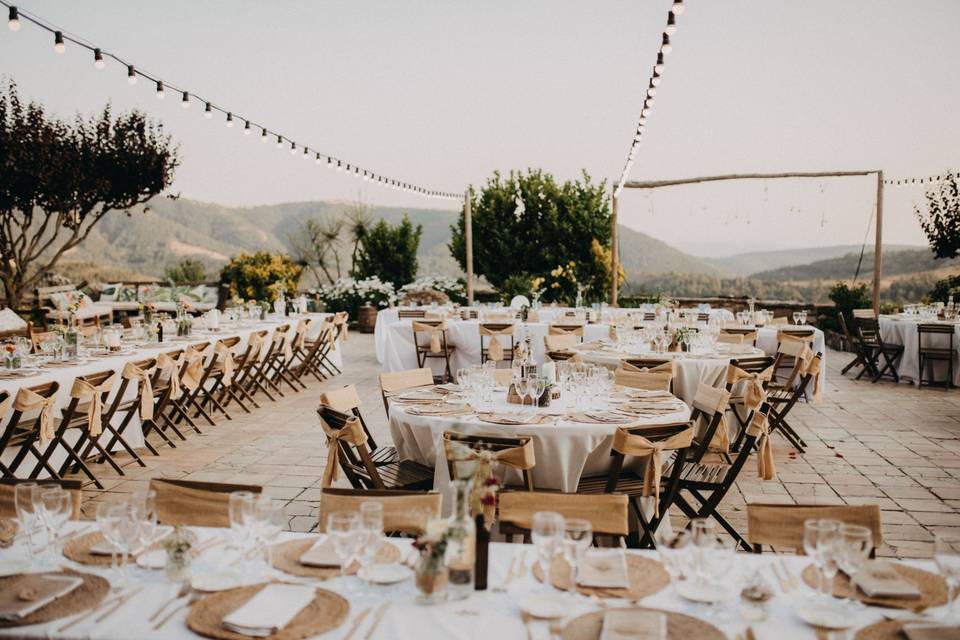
464,187,474,306
873,171,884,316
610,192,619,306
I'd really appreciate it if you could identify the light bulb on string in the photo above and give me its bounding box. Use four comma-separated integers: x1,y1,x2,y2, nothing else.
127,65,137,84
672,0,684,15
204,103,214,119
155,81,165,99
7,6,20,31
276,135,283,148
315,153,322,164
290,142,297,154
337,161,344,172
654,53,664,74
243,121,251,134
53,31,65,53
647,85,656,97
94,48,105,69
363,171,370,182
225,112,234,128
646,97,655,107
303,147,310,160
327,158,334,169
354,167,361,178
661,33,672,54
642,107,651,117
181,92,190,108
260,129,269,143
665,12,677,35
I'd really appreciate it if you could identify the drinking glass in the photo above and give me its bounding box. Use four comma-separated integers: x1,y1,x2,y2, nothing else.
837,525,871,610
250,497,284,567
135,490,159,549
792,312,800,325
531,511,565,593
14,483,41,557
561,519,593,596
358,502,385,584
327,512,362,579
654,528,690,592
934,531,960,622
98,501,140,588
229,491,255,552
799,311,808,325
515,376,530,409
38,487,72,559
530,376,546,412
803,519,840,599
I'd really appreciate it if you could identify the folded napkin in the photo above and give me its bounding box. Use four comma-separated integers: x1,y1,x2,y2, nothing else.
578,550,630,588
599,609,667,640
221,584,316,637
0,574,84,621
628,390,674,399
582,412,631,424
396,390,445,402
299,538,341,568
903,624,960,640
852,561,922,599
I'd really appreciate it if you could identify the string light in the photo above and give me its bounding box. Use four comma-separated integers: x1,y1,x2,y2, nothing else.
155,80,165,99
244,120,251,134
654,52,664,74
289,141,297,154
53,30,65,53
303,147,310,160
672,0,684,15
127,65,136,84
660,34,672,55
315,152,322,164
204,102,213,119
93,48,104,69
180,92,190,108
665,12,677,35
883,172,955,186
225,112,233,128
260,128,269,143
337,160,344,172
7,5,19,31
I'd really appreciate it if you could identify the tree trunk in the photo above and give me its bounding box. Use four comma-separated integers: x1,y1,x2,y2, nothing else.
1,272,23,312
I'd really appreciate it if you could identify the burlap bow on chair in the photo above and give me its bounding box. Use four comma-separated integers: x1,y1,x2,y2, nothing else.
181,350,206,392
725,365,773,412
157,353,182,399
13,388,56,445
479,323,515,362
412,320,446,354
443,434,536,523
122,361,155,421
214,342,235,386
334,312,349,341
615,361,674,392
746,410,775,480
318,412,368,488
291,319,309,351
612,425,694,516
692,384,733,453
70,374,117,437
548,324,584,337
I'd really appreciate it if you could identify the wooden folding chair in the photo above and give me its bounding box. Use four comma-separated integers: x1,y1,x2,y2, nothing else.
140,351,183,452
853,316,903,383
442,431,536,490
479,322,516,366
747,503,883,556
686,383,733,464
917,323,955,389
260,325,305,393
171,342,214,429
837,313,870,377
321,384,398,466
498,491,630,546
94,358,159,467
217,331,268,413
543,333,578,353
577,421,694,548
548,324,585,343
766,352,821,453
378,367,434,418
318,488,441,536
719,327,758,346
149,478,262,527
0,478,83,519
615,360,674,392
726,355,775,452
295,318,340,380
412,320,454,383
398,309,427,319
317,404,433,491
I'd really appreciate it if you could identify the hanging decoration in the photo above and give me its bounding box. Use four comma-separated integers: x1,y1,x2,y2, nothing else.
612,0,686,198
2,2,462,201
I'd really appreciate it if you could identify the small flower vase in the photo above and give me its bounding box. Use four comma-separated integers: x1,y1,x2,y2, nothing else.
165,546,192,581
414,554,448,604
64,329,79,359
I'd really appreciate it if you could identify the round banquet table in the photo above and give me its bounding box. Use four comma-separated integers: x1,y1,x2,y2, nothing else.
379,318,611,377
388,389,691,512
0,313,338,477
878,315,960,385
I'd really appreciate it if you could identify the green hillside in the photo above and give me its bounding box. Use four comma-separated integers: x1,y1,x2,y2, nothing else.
750,248,950,281
706,244,925,277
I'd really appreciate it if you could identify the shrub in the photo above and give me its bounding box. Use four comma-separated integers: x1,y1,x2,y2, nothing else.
399,276,467,305
927,274,960,304
219,251,302,303
353,215,422,287
498,273,533,305
317,276,396,318
164,258,207,285
824,281,871,334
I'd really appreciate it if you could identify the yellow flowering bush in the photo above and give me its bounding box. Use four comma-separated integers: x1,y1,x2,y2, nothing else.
219,251,303,303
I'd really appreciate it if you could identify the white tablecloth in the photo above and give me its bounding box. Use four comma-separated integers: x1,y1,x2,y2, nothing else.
380,319,611,377
878,315,960,384
0,314,338,476
0,521,946,640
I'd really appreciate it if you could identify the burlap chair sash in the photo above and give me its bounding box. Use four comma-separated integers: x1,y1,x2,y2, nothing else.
156,353,182,399
543,333,578,352
122,361,155,421
719,330,758,345
150,480,261,528
334,312,349,341
442,433,536,471
181,350,206,392
770,317,788,325
245,332,266,362
479,323,515,362
379,368,434,394
13,388,57,445
318,412,368,488
272,329,293,362
320,385,362,413
549,324,584,337
291,319,310,351
319,491,441,535
726,365,773,411
499,492,629,537
214,342,236,386
0,395,9,423
612,425,694,516
608,324,618,342
747,504,882,552
69,374,117,436
692,384,732,453
526,310,540,323
745,411,775,480
621,361,674,375
412,320,446,353
614,368,673,392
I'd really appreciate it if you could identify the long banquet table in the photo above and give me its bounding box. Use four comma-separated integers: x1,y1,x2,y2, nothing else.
0,313,339,474
0,520,947,640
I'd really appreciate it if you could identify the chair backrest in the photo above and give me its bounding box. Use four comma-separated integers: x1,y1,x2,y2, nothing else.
398,309,427,319
379,367,435,417
603,422,693,507
852,308,876,319
918,323,955,337
0,479,82,519
614,366,673,392
729,355,775,374
543,333,578,352
442,431,536,490
688,383,731,460
318,488,441,535
149,478,262,527
747,503,883,553
321,385,362,412
498,491,629,537
548,324,584,338
317,404,382,489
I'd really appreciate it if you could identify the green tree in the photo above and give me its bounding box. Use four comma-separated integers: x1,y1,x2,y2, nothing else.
916,172,960,259
448,169,611,303
164,258,207,284
353,215,422,286
0,80,178,308
219,251,302,303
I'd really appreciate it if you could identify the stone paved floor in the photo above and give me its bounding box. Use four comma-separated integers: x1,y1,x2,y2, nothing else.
76,332,960,558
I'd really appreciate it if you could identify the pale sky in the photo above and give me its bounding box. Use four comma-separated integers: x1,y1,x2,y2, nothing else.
1,0,957,256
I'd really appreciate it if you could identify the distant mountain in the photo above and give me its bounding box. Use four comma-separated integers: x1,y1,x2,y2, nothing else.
59,197,715,286
750,248,952,282
705,244,925,277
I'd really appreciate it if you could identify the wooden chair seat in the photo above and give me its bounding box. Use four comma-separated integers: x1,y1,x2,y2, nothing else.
371,446,400,465
919,346,953,357
576,470,647,496
417,344,455,354
342,458,434,490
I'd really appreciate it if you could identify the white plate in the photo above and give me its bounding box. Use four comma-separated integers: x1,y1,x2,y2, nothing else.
191,571,263,592
793,601,852,629
136,549,167,569
518,594,567,620
358,563,412,585
675,581,734,603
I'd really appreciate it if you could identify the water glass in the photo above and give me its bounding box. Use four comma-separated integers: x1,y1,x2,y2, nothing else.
531,511,565,592
135,490,159,549
228,491,255,552
327,512,362,579
38,487,72,558
654,528,690,590
837,525,871,610
358,502,385,582
14,483,41,557
803,519,840,598
562,519,592,595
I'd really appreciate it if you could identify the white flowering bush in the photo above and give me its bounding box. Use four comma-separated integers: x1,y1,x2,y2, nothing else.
399,276,467,305
318,276,397,317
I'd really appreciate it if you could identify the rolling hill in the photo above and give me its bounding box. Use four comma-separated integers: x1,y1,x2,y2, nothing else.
749,248,950,282
705,244,926,277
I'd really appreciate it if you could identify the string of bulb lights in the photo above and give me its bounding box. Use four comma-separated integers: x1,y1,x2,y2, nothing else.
3,2,463,202
883,172,956,186
612,0,685,199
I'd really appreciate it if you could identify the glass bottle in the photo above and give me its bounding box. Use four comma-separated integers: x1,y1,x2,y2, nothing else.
445,480,476,601
520,336,538,379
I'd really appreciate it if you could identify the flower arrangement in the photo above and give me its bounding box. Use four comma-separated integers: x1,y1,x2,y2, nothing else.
530,277,546,303
317,276,397,318
67,292,85,325
399,276,467,305
447,442,502,529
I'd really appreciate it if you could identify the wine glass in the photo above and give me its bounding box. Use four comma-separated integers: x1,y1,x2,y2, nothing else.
934,531,960,622
514,376,530,409
98,501,140,588
803,519,840,599
250,497,284,568
135,490,159,549
791,311,800,325
327,512,362,580
654,528,690,593
358,502,385,585
531,511,565,593
14,483,41,558
837,525,871,610
530,376,546,412
38,487,72,560
229,491,254,552
561,519,592,596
